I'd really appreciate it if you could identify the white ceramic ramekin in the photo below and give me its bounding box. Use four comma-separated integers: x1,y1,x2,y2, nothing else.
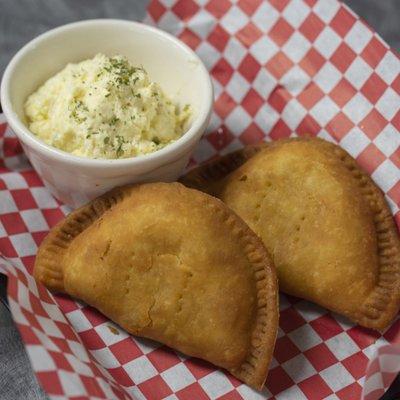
1,19,213,208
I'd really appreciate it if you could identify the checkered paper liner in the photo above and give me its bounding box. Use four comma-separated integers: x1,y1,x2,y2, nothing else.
1,0,400,398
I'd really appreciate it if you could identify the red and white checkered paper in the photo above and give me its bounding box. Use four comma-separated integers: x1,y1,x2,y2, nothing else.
1,0,400,399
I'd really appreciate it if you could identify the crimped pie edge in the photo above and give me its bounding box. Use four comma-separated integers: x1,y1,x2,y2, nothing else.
180,138,400,331
34,182,279,389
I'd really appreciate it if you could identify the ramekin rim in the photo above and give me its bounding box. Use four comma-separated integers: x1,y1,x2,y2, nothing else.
0,19,213,168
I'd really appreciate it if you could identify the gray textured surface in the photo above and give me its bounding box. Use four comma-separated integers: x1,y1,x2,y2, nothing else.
0,0,148,76
348,0,400,51
0,0,399,399
0,301,48,400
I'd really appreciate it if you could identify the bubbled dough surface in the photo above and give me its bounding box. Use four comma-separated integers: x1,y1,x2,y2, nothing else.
63,184,258,369
211,141,378,319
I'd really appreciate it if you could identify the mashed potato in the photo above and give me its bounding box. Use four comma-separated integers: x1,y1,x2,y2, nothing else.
24,54,190,159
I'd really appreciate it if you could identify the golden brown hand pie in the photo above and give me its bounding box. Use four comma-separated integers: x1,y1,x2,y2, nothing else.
181,138,400,331
34,183,278,389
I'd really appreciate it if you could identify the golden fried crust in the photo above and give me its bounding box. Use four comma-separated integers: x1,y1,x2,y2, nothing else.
34,182,278,389
181,138,400,331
